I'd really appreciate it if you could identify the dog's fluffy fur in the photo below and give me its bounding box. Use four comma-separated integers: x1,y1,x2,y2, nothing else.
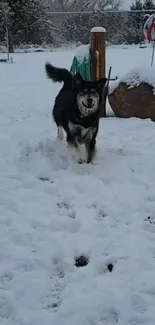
45,62,107,164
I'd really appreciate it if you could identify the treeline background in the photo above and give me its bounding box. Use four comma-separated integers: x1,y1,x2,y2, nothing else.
0,0,155,51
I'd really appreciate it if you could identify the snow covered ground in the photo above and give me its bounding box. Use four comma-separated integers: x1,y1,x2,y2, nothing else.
1,46,155,325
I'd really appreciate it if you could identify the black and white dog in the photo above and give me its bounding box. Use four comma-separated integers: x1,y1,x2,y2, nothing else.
45,63,106,164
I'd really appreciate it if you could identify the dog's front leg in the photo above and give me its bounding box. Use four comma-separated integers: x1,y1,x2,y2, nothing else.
86,138,96,164
76,143,86,164
65,132,83,163
68,140,86,164
65,125,86,164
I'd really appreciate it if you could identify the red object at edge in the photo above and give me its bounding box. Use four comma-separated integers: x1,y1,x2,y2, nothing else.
147,21,155,41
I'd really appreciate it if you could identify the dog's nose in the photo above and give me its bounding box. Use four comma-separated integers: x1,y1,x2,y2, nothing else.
87,97,93,106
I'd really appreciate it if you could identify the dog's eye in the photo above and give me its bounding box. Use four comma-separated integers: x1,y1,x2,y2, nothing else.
83,89,88,95
91,89,96,95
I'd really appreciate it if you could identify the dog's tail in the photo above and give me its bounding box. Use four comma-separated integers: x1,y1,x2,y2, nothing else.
45,62,73,90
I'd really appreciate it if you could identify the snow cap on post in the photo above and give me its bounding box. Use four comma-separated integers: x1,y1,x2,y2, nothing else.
91,27,106,33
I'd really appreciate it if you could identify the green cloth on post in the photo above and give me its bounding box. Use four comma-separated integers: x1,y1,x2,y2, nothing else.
70,55,91,81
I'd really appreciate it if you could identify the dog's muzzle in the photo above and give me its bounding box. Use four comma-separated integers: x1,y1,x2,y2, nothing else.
82,99,94,109
87,97,93,107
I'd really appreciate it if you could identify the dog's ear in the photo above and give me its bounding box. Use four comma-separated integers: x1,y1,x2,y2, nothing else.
72,73,84,89
96,77,107,88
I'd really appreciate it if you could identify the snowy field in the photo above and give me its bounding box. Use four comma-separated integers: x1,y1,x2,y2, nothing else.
1,46,155,325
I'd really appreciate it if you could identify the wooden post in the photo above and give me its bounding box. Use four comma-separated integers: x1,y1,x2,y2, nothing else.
90,27,106,117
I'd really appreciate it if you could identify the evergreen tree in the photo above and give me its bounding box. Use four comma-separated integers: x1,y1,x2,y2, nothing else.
2,0,60,52
0,5,6,47
62,11,125,45
127,0,144,44
143,0,155,14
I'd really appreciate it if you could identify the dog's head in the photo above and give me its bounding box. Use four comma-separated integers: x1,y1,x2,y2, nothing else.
72,73,107,117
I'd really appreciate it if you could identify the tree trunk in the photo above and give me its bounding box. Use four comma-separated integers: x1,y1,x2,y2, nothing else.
9,38,14,53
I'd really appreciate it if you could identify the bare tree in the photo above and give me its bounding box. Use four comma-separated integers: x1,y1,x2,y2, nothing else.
47,0,123,45
48,0,123,12
81,0,123,11
48,0,79,11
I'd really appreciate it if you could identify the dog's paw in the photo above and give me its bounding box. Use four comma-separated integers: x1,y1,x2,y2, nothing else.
78,158,85,164
57,126,64,140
